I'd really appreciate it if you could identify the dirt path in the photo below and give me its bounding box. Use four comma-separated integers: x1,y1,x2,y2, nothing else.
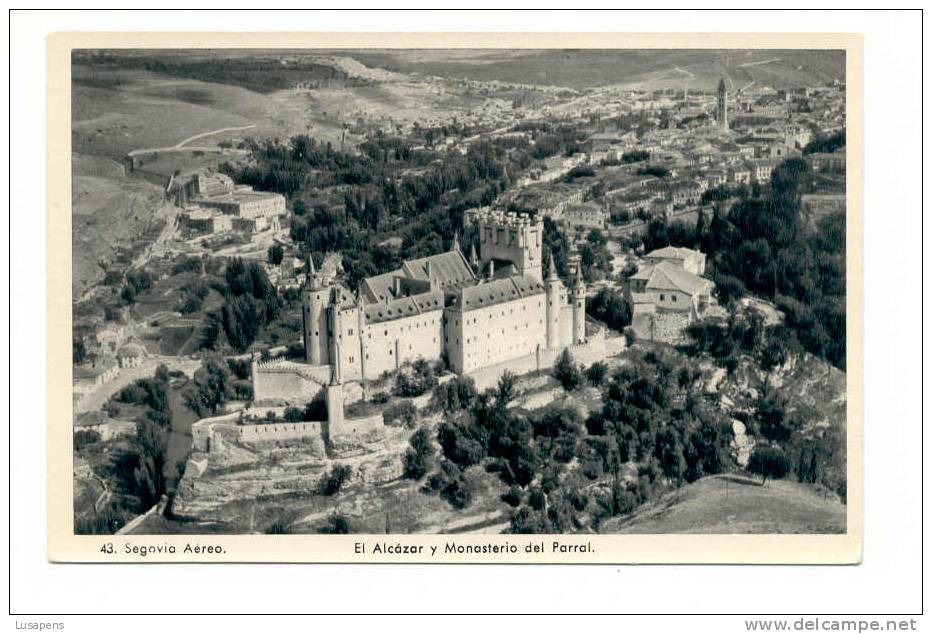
174,125,256,148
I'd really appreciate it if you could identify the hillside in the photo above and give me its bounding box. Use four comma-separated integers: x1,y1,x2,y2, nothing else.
601,474,846,534
345,49,846,90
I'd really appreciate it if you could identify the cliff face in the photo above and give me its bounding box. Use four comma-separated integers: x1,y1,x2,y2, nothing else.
703,351,847,431
171,421,408,528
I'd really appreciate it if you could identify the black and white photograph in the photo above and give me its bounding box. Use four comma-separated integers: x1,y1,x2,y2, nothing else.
65,43,853,541
10,6,929,625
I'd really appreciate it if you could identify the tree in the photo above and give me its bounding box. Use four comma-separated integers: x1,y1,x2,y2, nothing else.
755,395,798,443
553,349,582,391
586,361,608,386
267,244,284,265
747,446,791,486
586,288,631,331
73,336,87,364
431,375,478,414
184,356,236,417
403,426,435,479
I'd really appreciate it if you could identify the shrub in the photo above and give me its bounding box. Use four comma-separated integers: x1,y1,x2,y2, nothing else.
283,407,304,423
74,429,101,450
402,427,435,480
318,464,352,496
501,485,524,507
424,460,474,510
393,358,437,397
383,401,417,428
318,513,351,534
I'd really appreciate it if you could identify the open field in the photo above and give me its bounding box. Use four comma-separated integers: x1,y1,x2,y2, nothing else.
72,65,296,158
602,474,846,534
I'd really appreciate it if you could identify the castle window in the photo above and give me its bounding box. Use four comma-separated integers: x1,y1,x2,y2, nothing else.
348,328,354,335
349,356,354,363
660,294,665,301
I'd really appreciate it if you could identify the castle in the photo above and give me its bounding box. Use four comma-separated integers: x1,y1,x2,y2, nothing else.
300,210,586,382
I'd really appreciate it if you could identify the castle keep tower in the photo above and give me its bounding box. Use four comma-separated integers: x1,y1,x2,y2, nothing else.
545,251,563,350
717,77,728,130
570,265,587,344
477,211,543,283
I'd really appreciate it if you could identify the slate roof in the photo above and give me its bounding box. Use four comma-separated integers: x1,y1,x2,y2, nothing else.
639,261,712,296
645,246,702,261
363,290,444,324
363,249,475,303
448,275,544,312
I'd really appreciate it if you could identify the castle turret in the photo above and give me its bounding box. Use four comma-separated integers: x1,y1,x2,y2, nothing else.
325,342,345,430
570,264,586,344
545,251,562,350
469,243,479,273
302,255,332,366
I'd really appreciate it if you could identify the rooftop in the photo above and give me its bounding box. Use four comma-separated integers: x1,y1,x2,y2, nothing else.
450,274,544,312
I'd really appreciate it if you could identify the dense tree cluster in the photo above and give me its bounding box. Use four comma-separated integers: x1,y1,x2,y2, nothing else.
220,258,281,352
803,129,845,155
393,358,439,398
184,355,242,418
120,268,153,305
621,150,650,163
643,158,846,368
114,364,172,429
586,287,632,332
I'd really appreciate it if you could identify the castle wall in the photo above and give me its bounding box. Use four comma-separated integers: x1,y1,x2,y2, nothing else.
466,330,626,392
449,292,548,374
558,305,574,347
239,420,324,442
253,365,326,405
329,413,385,443
361,308,444,380
632,311,693,345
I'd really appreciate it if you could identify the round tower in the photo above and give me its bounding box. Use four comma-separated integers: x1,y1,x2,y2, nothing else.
302,256,331,366
570,264,586,344
544,251,562,350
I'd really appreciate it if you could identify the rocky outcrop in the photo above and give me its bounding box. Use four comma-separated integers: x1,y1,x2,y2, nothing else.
171,418,409,525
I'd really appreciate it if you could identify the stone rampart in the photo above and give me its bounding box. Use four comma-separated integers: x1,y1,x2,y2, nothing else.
467,330,626,391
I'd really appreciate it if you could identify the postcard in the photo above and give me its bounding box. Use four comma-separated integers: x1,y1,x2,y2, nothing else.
49,31,862,563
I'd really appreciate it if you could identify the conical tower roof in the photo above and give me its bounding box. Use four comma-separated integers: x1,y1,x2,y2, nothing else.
572,262,586,290
546,250,560,282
